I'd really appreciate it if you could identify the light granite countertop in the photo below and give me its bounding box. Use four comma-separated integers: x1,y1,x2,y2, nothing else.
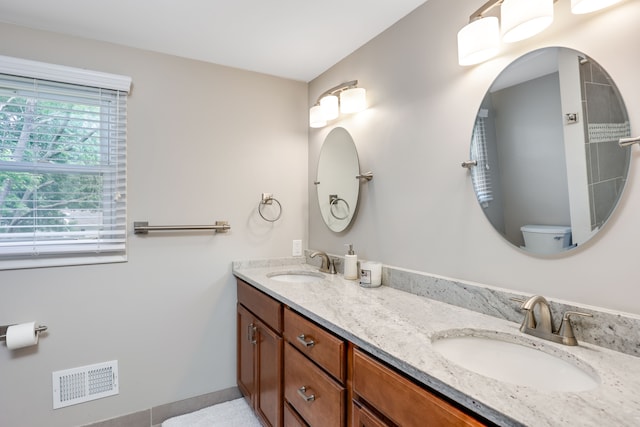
233,259,640,427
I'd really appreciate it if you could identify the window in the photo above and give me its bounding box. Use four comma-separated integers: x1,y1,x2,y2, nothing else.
0,56,131,269
470,110,493,208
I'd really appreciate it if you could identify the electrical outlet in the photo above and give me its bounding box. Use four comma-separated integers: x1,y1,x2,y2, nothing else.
292,239,302,256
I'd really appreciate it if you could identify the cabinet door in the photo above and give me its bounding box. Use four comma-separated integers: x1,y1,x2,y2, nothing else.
237,303,256,401
352,400,390,427
256,318,283,427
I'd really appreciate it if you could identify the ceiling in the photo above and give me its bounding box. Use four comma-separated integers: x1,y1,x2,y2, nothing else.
0,0,428,82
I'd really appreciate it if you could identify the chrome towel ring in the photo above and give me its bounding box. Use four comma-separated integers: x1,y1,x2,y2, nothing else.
258,193,282,222
329,195,350,220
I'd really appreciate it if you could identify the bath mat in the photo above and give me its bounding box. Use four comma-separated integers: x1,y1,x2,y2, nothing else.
161,397,262,427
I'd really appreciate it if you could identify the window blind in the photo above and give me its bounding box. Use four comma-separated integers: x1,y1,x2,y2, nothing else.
470,112,493,207
0,63,129,269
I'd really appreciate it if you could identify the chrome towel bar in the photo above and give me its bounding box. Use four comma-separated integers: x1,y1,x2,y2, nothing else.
461,160,477,169
619,136,640,147
133,221,230,234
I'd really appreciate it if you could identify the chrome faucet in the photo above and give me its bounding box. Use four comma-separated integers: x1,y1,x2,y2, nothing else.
520,295,554,335
309,251,336,274
514,295,592,346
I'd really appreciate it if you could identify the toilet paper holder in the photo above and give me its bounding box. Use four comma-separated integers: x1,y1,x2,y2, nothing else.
0,323,48,341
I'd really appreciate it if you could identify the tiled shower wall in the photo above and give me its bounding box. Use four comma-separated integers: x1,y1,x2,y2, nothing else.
580,58,631,229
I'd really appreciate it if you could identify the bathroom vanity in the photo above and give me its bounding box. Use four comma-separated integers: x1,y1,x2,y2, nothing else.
234,258,640,427
237,277,483,427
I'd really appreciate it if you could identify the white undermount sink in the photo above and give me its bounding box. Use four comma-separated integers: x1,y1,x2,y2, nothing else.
431,330,599,392
266,270,325,283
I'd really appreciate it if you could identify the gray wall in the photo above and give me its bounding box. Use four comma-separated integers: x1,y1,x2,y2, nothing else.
0,24,308,427
491,72,570,246
309,0,640,313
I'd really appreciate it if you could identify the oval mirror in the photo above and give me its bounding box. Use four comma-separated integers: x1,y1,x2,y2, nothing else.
470,47,631,255
316,127,360,232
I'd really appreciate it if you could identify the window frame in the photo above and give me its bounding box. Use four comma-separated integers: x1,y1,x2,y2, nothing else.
0,55,131,270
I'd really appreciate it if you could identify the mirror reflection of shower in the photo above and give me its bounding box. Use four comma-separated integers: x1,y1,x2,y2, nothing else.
470,47,631,255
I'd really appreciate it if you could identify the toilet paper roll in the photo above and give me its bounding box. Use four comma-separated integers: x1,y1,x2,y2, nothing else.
6,322,39,350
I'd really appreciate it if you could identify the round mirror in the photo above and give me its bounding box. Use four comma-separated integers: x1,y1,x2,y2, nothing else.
470,47,631,255
316,127,360,232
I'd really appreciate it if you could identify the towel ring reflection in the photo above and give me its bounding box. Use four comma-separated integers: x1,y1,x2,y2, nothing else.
258,193,282,222
329,195,350,220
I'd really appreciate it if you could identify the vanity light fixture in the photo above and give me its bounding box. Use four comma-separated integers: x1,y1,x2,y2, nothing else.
309,80,367,128
457,0,624,66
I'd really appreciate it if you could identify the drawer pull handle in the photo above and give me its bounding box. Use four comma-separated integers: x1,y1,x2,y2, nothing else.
248,324,257,345
297,334,315,348
297,386,315,402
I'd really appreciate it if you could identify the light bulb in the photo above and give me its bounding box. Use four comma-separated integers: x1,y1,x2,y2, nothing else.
320,95,339,120
309,105,326,128
457,17,500,66
501,0,554,43
340,87,367,113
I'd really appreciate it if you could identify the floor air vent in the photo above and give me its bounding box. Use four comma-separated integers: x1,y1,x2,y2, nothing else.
52,360,119,409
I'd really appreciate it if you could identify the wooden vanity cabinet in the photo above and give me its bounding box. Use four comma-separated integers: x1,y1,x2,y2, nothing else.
351,347,486,427
236,278,487,427
237,279,283,427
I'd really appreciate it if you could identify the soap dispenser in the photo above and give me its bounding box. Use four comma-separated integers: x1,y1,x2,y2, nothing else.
344,244,358,280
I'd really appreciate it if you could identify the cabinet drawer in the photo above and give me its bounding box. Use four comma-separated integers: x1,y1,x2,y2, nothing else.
284,307,346,382
284,401,308,427
352,348,484,427
285,343,345,427
237,279,282,333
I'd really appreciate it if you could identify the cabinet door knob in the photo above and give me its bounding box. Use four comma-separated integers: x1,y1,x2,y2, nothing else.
297,334,315,348
297,386,315,402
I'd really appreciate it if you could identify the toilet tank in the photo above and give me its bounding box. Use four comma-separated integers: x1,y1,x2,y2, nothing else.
520,225,572,254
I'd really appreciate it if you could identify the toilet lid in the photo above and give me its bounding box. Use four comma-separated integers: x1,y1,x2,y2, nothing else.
520,225,571,234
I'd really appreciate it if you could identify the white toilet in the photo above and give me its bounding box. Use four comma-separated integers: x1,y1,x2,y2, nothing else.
520,225,572,254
